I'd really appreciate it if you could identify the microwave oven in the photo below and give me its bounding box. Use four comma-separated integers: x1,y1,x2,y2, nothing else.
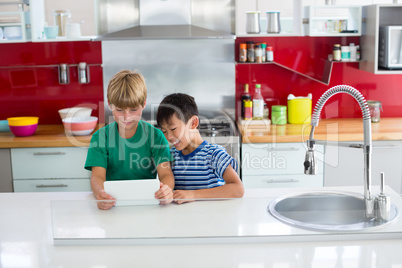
378,26,402,69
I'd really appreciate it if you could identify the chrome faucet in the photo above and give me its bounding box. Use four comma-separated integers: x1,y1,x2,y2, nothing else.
304,85,376,219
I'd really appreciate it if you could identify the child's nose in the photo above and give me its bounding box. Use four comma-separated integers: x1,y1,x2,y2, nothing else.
166,131,174,141
123,111,131,120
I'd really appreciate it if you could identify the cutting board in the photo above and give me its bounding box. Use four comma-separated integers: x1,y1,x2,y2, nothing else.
104,179,160,206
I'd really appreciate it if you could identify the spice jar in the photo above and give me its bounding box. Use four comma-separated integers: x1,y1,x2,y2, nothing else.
255,44,262,63
341,46,350,61
266,46,274,62
247,42,255,63
261,43,266,62
271,105,287,125
333,44,341,61
239,43,247,62
367,100,382,123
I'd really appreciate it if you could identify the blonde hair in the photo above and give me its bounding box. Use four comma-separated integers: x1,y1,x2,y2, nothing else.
107,70,147,108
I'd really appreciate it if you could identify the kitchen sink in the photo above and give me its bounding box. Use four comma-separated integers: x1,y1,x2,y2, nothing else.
268,191,399,232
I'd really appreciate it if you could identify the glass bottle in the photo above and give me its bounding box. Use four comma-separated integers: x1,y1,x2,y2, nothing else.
244,100,253,120
241,84,251,119
252,84,264,120
367,100,382,123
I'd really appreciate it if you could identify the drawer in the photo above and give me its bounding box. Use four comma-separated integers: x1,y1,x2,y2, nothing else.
241,143,324,176
13,178,91,192
242,174,323,189
11,147,91,179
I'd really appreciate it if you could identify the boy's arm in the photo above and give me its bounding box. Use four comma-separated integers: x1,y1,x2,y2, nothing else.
90,166,116,210
173,165,244,204
154,161,175,203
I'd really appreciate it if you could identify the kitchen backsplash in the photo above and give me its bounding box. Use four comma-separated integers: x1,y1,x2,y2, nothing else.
1,37,402,125
235,36,402,120
0,41,103,124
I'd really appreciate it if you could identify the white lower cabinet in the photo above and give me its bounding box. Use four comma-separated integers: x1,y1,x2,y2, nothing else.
11,147,91,192
241,142,324,188
13,178,91,192
324,140,402,194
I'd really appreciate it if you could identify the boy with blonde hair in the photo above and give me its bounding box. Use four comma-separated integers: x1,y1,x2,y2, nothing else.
157,93,244,204
85,70,174,209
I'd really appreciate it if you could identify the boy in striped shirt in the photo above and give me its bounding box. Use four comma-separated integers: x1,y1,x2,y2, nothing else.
156,93,244,204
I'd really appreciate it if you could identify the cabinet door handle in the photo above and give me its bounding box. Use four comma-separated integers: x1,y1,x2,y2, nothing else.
373,146,402,150
36,184,68,188
266,147,300,152
33,152,66,156
263,179,299,183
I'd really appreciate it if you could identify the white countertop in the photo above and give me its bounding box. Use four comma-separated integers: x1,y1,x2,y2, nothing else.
2,187,402,267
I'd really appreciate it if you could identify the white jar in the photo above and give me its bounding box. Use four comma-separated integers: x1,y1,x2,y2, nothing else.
341,46,350,61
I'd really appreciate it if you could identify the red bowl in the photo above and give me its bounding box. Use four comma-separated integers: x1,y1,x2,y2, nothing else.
9,124,38,137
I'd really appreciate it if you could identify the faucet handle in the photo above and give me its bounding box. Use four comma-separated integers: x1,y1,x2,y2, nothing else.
304,140,318,175
376,172,391,222
380,172,385,194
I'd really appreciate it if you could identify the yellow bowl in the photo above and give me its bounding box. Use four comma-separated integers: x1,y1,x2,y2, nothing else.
7,116,39,126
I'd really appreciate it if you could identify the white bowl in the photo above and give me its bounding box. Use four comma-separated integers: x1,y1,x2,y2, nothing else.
62,116,98,136
58,107,92,120
4,26,22,40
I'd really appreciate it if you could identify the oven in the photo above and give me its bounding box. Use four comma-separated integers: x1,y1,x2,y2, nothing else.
197,109,240,171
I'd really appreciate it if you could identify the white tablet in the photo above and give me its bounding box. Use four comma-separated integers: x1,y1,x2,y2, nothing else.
103,179,160,206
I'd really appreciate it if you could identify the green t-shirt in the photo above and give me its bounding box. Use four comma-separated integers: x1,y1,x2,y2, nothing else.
84,121,172,181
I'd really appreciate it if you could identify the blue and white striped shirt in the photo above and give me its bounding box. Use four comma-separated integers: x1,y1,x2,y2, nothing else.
171,141,238,190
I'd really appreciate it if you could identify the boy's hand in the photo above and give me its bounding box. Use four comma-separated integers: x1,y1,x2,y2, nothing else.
96,189,116,210
173,190,195,204
155,182,173,204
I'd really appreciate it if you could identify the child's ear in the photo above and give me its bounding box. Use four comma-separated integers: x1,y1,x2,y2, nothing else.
190,115,199,129
142,100,147,109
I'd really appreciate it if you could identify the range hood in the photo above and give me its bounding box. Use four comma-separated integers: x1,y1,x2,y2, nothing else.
96,0,235,40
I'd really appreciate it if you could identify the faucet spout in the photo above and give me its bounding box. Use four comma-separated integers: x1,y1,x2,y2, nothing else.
305,85,374,218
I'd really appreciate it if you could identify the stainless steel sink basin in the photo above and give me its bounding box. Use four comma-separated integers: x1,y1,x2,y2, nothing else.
268,191,399,232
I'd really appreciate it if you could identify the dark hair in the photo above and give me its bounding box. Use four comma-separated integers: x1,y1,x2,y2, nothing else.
157,93,198,126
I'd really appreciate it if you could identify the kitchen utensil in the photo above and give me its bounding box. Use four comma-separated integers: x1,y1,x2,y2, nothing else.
367,100,382,123
43,26,59,39
58,107,92,120
7,116,39,126
62,116,98,136
271,105,287,125
52,9,71,37
0,120,10,132
266,11,281,33
103,179,160,206
246,11,261,34
66,23,81,39
287,94,312,124
9,124,38,137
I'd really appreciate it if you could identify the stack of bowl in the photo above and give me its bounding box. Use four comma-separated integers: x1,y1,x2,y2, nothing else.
59,107,97,136
7,117,39,137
